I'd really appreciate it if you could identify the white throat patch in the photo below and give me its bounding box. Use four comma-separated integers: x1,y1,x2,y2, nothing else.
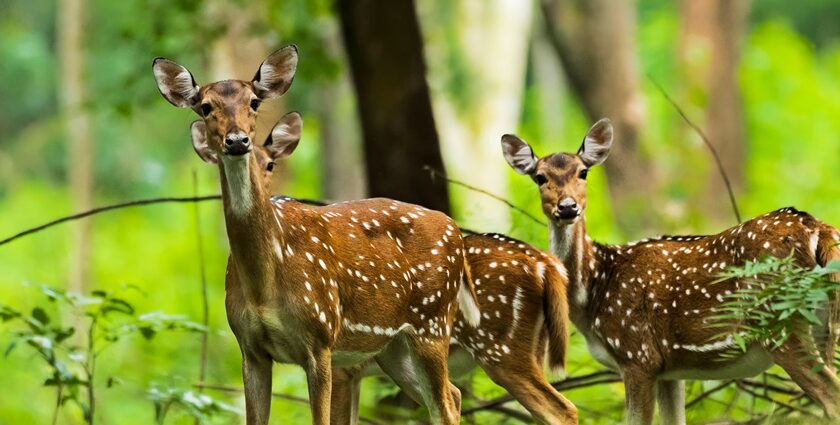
549,222,587,307
222,155,253,216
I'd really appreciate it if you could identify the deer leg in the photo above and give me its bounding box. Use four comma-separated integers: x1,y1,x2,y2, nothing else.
773,338,840,419
242,351,273,425
622,369,656,425
483,361,578,424
404,337,460,425
375,334,425,404
656,380,685,425
306,347,333,425
330,367,363,425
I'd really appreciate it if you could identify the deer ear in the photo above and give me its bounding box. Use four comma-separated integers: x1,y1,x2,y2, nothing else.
577,118,613,167
153,58,200,108
501,134,537,175
264,112,302,160
190,120,217,164
252,45,298,100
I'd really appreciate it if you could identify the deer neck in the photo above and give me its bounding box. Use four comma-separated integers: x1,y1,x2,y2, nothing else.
218,153,280,281
549,218,596,314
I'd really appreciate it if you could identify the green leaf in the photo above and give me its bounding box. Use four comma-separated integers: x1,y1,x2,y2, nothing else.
140,327,156,340
31,307,49,325
54,327,75,344
799,308,822,325
4,340,19,357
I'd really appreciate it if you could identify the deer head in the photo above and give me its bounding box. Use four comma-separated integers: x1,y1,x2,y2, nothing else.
190,111,303,173
501,119,613,225
153,46,298,159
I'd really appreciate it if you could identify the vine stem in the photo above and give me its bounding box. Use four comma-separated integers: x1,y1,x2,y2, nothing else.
192,171,210,425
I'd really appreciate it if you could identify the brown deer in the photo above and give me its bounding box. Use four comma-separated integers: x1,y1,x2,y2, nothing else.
217,118,579,424
501,119,840,424
153,46,479,425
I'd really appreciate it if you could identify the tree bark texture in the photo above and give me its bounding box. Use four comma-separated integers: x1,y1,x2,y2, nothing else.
337,0,451,214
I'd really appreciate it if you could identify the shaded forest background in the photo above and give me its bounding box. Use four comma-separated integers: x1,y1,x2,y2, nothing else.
1,0,840,423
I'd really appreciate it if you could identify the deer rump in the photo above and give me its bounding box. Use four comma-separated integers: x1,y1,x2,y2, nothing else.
591,208,840,379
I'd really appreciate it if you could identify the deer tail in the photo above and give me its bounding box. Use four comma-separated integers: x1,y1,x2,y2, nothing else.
542,256,570,374
458,255,481,327
816,226,840,369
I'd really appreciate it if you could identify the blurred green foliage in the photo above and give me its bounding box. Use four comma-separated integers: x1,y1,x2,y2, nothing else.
1,0,839,423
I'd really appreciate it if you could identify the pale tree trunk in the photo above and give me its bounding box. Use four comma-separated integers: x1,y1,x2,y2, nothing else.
540,0,654,235
58,0,93,295
317,22,367,201
679,0,749,224
424,0,533,230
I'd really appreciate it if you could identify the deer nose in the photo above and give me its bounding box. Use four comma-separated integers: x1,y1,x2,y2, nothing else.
555,198,580,220
224,132,250,155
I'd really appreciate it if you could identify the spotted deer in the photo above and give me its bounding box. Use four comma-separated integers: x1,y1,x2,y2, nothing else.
153,46,480,425
221,119,579,424
501,119,840,424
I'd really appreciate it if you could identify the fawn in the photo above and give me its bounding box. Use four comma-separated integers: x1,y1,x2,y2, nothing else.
209,117,580,424
154,46,479,425
501,118,840,424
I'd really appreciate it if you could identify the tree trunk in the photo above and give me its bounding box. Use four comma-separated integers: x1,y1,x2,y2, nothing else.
540,0,654,235
337,0,451,214
317,23,367,201
425,0,532,230
679,0,749,224
58,0,93,295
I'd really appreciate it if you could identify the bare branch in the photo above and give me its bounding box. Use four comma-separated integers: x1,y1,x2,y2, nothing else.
424,166,547,227
0,195,328,248
686,380,735,409
736,381,817,417
647,75,742,224
192,172,210,425
461,370,620,417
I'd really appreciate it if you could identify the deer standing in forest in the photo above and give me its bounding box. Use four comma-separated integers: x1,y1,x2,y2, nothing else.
202,119,580,424
153,46,480,425
501,119,840,424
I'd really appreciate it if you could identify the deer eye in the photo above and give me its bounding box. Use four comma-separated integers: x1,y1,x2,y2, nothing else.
266,162,275,172
579,169,589,180
535,174,548,185
200,103,212,116
250,99,261,111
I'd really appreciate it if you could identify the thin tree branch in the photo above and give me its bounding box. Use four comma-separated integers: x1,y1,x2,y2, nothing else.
647,75,742,224
191,172,210,425
0,195,218,247
686,380,735,409
461,370,620,417
424,166,547,227
736,381,816,417
0,195,328,247
486,405,534,423
739,379,801,396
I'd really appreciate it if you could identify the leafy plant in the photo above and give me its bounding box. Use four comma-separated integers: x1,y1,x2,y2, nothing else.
148,384,239,425
712,254,840,368
0,285,206,424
